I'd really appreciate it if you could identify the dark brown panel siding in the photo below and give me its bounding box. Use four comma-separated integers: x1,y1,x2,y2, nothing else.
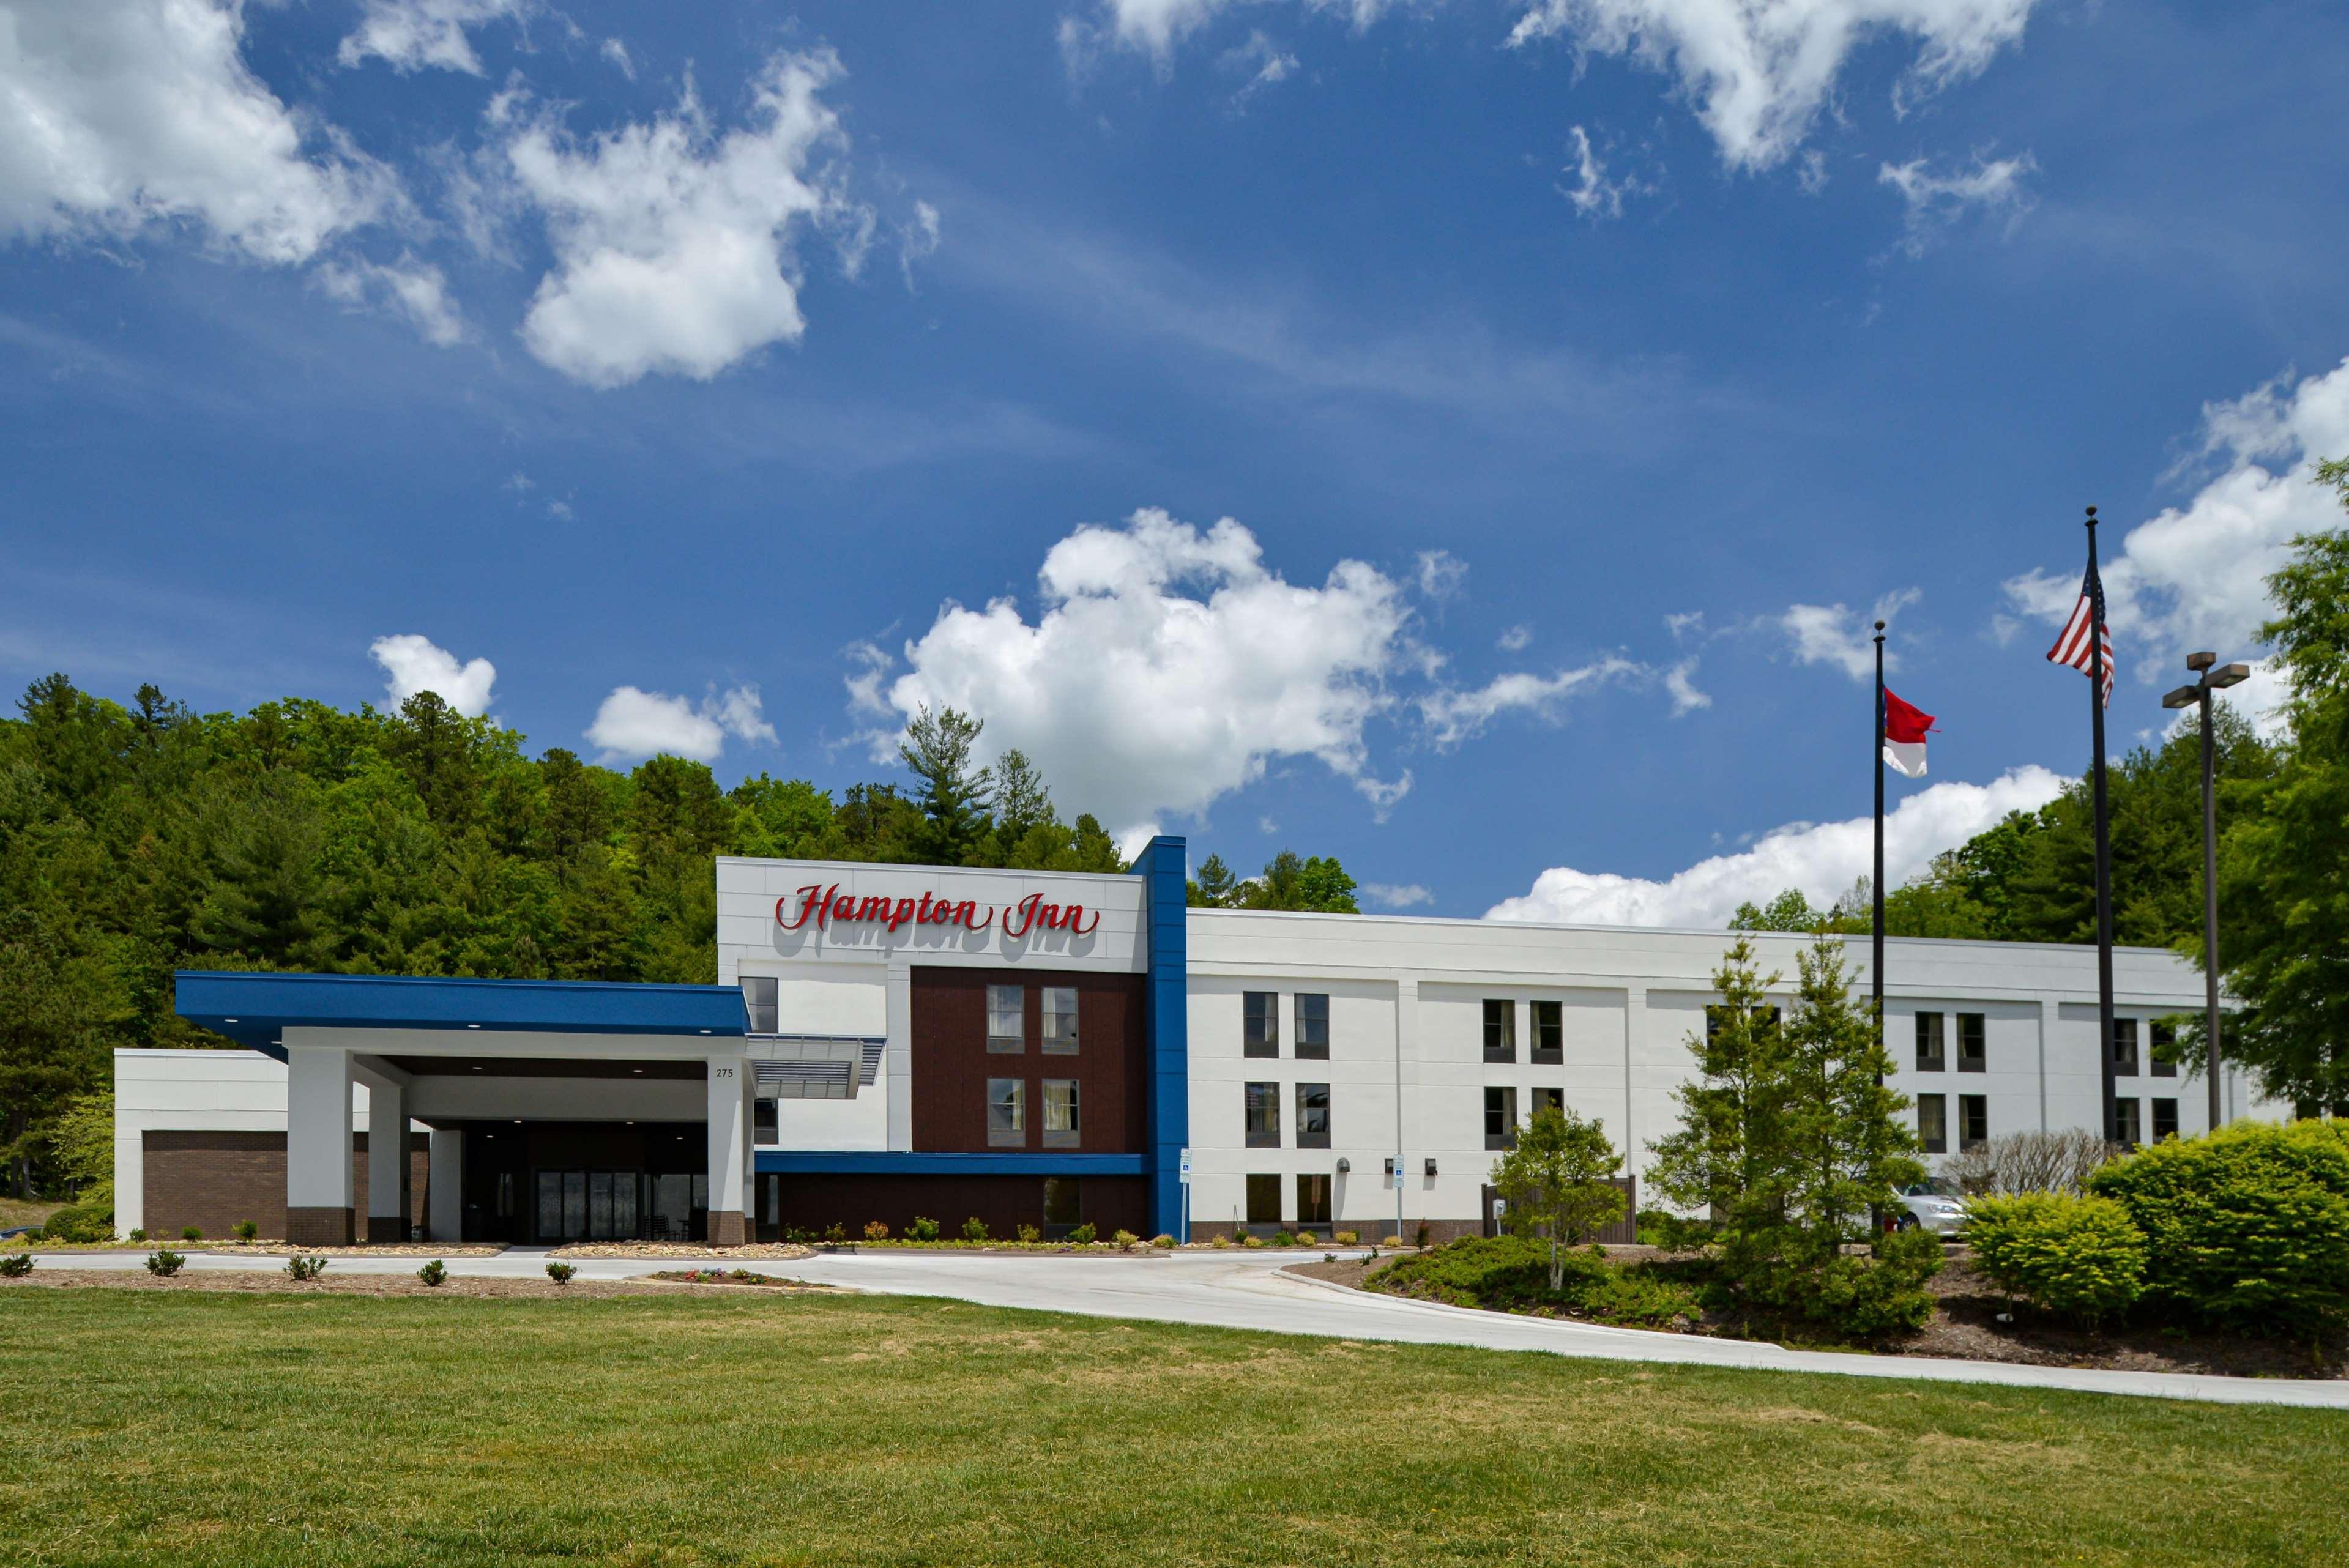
769,1174,1148,1240
141,1130,427,1242
909,968,1146,1154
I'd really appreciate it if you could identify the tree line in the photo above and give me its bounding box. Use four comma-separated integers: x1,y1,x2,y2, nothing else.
1735,460,2349,1115
0,689,1353,1197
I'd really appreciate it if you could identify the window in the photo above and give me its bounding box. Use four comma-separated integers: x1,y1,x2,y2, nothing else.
1243,992,1279,1058
740,975,778,1036
1043,1078,1080,1149
1916,1093,1948,1154
2151,1020,2178,1078
1958,1013,1987,1073
2153,1097,2180,1143
1296,1083,1331,1149
1294,994,1330,1060
2115,1097,2142,1148
987,985,1024,1053
1959,1094,1988,1150
1915,1011,1946,1072
754,1097,778,1146
1244,1082,1280,1148
1295,1173,1331,1226
1483,999,1516,1063
1484,1085,1518,1150
1245,1173,1281,1225
987,1077,1026,1148
1532,1000,1563,1065
1533,1086,1565,1118
1041,986,1079,1055
2112,1017,2140,1076
1043,1176,1080,1231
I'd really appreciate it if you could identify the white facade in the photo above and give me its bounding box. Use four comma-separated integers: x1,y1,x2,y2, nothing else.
1180,908,2281,1235
713,856,1149,1154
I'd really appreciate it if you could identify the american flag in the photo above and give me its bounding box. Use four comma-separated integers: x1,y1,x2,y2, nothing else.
2046,553,2114,706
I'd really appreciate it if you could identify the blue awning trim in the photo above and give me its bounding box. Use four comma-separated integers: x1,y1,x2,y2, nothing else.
175,970,749,1059
754,1152,1147,1176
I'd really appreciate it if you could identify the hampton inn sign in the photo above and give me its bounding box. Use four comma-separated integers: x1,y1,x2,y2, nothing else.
778,883,1106,938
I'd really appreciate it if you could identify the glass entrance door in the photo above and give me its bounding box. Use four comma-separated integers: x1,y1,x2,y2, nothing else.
534,1169,644,1242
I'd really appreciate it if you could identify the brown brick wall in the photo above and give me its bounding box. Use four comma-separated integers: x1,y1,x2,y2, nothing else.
141,1131,428,1243
909,967,1146,1153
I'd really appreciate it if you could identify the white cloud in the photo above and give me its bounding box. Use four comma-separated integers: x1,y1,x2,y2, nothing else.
868,507,1416,837
1220,29,1297,108
898,199,941,289
585,682,775,763
1664,657,1710,715
2003,357,2349,733
1779,587,1919,680
370,633,497,716
501,50,858,388
1067,2,2039,171
1508,1,2042,171
1497,624,1533,652
1798,148,1828,194
315,254,466,345
1559,125,1641,219
1665,609,1705,641
1486,764,2066,928
0,0,394,264
1418,658,1643,748
1415,549,1468,600
600,37,635,80
1878,150,2037,256
339,0,530,76
1361,880,1434,908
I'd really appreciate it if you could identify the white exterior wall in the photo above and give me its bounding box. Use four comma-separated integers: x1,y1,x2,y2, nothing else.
1183,909,2285,1233
713,857,1149,1153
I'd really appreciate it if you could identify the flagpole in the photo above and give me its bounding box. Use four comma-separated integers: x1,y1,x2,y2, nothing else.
1872,620,1887,1086
2087,506,2119,1145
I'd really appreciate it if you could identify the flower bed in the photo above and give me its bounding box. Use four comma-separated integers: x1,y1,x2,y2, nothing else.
646,1268,822,1289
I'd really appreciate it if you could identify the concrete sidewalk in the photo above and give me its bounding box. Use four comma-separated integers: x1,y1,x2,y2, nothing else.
30,1246,2349,1409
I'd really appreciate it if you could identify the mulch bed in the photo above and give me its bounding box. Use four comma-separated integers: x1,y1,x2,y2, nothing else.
645,1268,824,1289
1286,1247,2348,1379
0,1268,816,1301
546,1241,816,1260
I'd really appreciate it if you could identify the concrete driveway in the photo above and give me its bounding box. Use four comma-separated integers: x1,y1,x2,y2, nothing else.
31,1246,2349,1410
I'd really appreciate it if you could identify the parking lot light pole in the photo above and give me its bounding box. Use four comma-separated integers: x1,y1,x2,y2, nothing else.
2162,652,2250,1131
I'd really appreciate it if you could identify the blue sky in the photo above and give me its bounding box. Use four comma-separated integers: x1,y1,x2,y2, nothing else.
6,1,2348,924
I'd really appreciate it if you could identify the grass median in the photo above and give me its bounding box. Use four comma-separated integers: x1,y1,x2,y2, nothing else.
1,1283,2343,1567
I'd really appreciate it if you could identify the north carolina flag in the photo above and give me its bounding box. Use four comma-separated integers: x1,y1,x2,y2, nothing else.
1882,689,1936,779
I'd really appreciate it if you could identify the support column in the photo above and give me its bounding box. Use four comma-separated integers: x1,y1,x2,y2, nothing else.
428,1127,464,1243
367,1079,409,1244
286,1045,354,1246
706,1053,752,1246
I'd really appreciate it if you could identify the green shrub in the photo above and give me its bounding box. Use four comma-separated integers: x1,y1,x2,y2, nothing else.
181,1225,203,1243
2088,1119,2349,1336
417,1260,448,1287
1372,1235,1701,1329
1067,1223,1096,1244
1271,1230,1295,1247
1,1253,32,1277
1151,1233,1175,1248
1111,1228,1139,1250
961,1216,989,1241
146,1249,185,1277
285,1255,328,1281
1965,1192,2146,1329
39,1204,113,1244
1016,1224,1041,1243
545,1261,576,1284
907,1216,941,1242
233,1220,259,1242
823,1222,846,1243
127,1228,146,1243
863,1221,890,1241
1241,1234,1265,1249
1333,1230,1358,1246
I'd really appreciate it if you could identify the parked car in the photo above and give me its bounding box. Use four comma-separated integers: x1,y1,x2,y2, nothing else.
1893,1182,1968,1233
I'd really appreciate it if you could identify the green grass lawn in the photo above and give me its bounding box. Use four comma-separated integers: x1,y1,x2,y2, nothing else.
2,1287,2344,1567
